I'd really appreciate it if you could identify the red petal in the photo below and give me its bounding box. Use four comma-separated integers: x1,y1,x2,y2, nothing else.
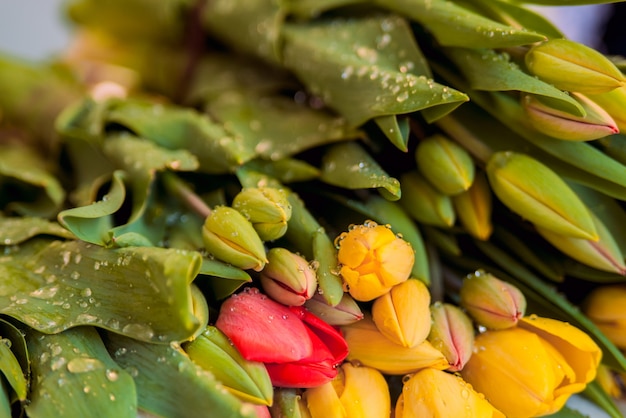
265,360,338,388
216,288,312,363
290,306,349,364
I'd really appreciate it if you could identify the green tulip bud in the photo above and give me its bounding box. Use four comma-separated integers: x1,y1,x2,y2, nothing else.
304,292,363,326
232,187,292,242
259,247,318,306
588,86,626,132
460,270,526,330
525,38,625,94
452,171,493,241
399,170,455,228
415,134,475,195
270,389,312,418
427,302,475,372
522,93,618,141
486,152,597,240
202,206,267,271
183,326,274,406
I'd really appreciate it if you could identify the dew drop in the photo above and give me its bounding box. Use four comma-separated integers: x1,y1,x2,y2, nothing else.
67,357,105,373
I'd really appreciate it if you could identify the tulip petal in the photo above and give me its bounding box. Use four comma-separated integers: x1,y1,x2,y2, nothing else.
265,359,337,388
216,288,312,363
291,306,349,364
304,381,346,418
339,364,390,418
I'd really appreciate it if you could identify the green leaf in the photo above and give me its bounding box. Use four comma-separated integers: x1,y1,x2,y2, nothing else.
374,115,411,152
312,227,345,306
320,142,401,200
282,14,468,127
581,380,625,418
0,144,65,218
24,326,136,418
242,158,320,184
104,331,256,418
0,318,29,405
0,216,75,245
0,239,203,343
197,258,252,300
543,405,589,418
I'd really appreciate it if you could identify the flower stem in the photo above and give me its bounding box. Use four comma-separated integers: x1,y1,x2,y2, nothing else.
162,171,212,218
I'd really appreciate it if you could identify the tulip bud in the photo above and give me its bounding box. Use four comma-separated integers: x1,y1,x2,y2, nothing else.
259,247,318,306
583,284,626,349
415,134,475,195
525,38,625,94
336,221,414,302
588,86,626,132
486,151,597,240
536,213,626,275
399,170,455,228
396,368,505,418
460,270,526,330
452,171,493,240
232,187,292,241
202,206,267,271
427,302,475,371
270,389,312,418
371,279,431,348
304,363,390,418
596,364,622,399
341,315,448,375
183,326,274,406
522,92,618,141
304,292,364,326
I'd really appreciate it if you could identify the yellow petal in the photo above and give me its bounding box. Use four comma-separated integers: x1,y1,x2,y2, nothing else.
339,364,390,418
304,382,346,418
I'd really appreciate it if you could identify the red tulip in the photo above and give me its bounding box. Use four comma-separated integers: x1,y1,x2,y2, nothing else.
216,288,349,388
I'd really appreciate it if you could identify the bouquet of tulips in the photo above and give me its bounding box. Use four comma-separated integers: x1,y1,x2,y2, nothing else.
2,0,626,416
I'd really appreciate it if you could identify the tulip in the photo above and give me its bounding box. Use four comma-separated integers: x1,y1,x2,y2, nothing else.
371,279,431,348
461,316,602,418
452,171,493,240
215,288,348,388
183,326,273,406
522,92,618,141
399,170,455,228
341,315,448,375
584,284,626,349
415,134,475,195
202,206,267,271
427,302,474,371
525,38,625,94
304,292,364,326
232,187,292,241
459,270,526,330
588,86,626,132
259,247,318,306
486,151,597,240
336,221,414,302
304,363,390,418
396,368,505,418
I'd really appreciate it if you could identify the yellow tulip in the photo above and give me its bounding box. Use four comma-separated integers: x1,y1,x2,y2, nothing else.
461,316,601,418
336,221,414,301
341,315,448,375
584,284,626,349
371,279,431,348
396,368,505,418
304,363,390,418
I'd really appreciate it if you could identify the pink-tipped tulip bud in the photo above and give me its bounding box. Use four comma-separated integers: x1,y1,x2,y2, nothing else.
428,302,475,371
259,247,318,306
304,292,364,326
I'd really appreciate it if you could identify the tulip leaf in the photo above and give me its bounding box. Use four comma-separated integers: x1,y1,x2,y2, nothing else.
445,47,584,116
197,258,252,301
581,380,624,418
104,331,256,418
374,115,411,152
0,238,203,343
281,14,468,128
543,405,590,418
207,91,361,160
0,318,29,407
313,227,345,306
0,216,76,245
24,326,136,418
0,144,65,219
242,158,320,184
320,142,401,200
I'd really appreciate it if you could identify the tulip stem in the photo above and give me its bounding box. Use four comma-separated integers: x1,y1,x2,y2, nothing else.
435,115,493,164
162,171,212,218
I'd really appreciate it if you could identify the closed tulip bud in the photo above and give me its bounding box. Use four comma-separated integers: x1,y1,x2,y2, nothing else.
522,92,618,141
270,389,312,418
588,86,626,132
596,364,622,399
525,38,625,94
202,206,267,271
462,316,602,418
486,151,597,240
428,302,475,371
304,363,390,418
232,187,292,241
304,292,364,326
415,134,475,195
584,284,626,349
399,170,455,228
460,270,526,330
183,326,274,406
336,221,414,302
371,279,431,348
396,368,505,418
536,213,626,275
452,171,493,240
259,248,318,306
341,315,448,375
